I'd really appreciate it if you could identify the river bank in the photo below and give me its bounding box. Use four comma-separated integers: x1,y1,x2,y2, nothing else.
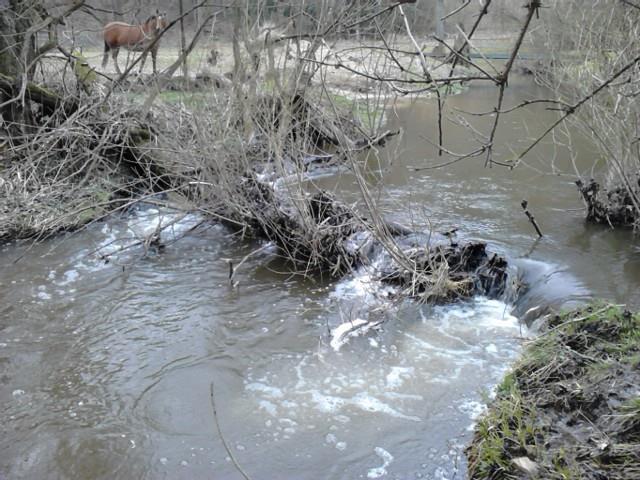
468,303,640,480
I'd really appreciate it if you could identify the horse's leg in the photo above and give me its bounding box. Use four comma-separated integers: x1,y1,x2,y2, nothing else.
102,42,110,69
151,47,158,75
112,48,122,75
139,51,148,75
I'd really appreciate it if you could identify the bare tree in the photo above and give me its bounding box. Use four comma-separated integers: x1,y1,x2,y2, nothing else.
534,0,640,228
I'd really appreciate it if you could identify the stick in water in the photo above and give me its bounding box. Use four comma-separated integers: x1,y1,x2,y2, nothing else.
521,200,543,238
210,382,252,480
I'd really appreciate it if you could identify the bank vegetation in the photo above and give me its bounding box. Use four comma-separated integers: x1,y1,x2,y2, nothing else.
468,304,640,480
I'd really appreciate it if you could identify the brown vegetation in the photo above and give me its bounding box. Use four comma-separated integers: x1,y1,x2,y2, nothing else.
536,1,640,231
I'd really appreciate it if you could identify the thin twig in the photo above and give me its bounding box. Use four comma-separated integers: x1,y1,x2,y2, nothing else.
210,382,252,480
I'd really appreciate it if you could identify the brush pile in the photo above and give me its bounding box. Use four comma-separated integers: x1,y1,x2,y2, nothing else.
0,93,152,241
2,83,512,303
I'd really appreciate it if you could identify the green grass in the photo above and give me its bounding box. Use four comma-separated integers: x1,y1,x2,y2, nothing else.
124,89,212,107
470,377,539,479
620,397,640,418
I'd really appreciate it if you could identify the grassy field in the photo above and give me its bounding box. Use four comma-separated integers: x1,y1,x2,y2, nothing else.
36,35,525,102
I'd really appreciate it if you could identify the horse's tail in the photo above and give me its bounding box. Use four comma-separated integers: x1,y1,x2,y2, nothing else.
102,41,110,68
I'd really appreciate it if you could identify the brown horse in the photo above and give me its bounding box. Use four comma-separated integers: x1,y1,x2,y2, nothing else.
102,11,168,75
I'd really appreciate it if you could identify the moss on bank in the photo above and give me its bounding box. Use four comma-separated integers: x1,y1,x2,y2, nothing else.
468,303,640,480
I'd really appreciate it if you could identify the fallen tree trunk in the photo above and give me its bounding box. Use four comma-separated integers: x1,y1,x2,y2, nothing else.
0,72,78,117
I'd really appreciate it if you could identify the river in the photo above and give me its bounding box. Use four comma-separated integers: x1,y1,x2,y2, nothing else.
1,77,639,479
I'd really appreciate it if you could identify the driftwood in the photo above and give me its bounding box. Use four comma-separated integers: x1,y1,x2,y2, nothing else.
254,92,363,148
230,180,360,276
379,241,509,302
521,199,543,237
112,90,511,301
221,175,510,301
576,178,640,228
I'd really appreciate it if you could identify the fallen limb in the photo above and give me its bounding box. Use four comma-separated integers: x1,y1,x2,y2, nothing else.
0,72,78,116
521,200,543,238
215,174,510,301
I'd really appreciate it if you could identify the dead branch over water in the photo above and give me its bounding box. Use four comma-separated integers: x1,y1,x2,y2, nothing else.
1,0,527,299
2,0,638,296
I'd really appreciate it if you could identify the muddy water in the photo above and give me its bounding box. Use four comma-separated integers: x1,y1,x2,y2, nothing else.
315,76,640,307
1,78,639,480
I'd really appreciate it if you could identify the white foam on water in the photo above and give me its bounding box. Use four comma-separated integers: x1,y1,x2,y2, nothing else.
334,415,350,423
350,392,421,422
485,343,498,355
330,318,376,351
385,367,414,389
367,447,394,479
458,400,487,423
382,391,423,402
243,296,523,477
258,400,278,417
246,382,284,399
278,418,297,427
470,299,519,330
41,209,208,292
403,333,473,358
245,297,522,421
127,210,201,240
36,291,51,301
331,272,376,300
309,390,346,413
55,269,80,286
330,266,396,315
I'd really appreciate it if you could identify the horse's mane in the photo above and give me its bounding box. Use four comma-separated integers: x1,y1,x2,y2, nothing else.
144,15,157,25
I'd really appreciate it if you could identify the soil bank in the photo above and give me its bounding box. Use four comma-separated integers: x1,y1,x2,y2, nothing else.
467,303,640,480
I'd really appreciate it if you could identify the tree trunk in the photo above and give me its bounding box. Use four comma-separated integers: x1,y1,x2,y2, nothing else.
0,1,32,130
0,8,18,75
436,0,445,37
179,0,189,79
232,3,244,81
0,73,77,117
0,1,75,133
